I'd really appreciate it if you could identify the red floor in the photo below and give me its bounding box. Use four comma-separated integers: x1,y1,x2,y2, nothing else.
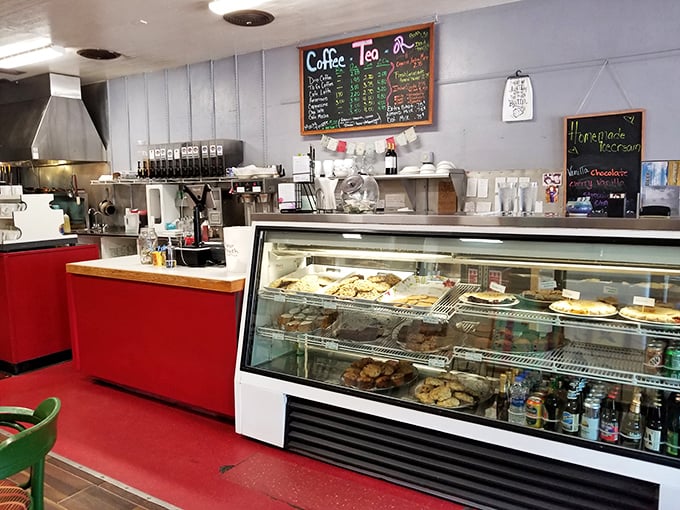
0,362,468,510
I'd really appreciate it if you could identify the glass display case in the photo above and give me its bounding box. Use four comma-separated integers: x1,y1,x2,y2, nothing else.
235,215,680,510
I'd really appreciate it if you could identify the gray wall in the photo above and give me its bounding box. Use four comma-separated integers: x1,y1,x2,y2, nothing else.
106,0,680,175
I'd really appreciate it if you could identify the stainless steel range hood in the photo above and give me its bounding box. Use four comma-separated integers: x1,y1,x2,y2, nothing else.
0,73,106,166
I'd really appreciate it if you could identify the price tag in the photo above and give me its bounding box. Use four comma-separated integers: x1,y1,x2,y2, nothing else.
489,282,506,293
324,341,339,351
428,357,447,368
539,279,557,290
633,296,655,307
562,289,580,300
236,186,245,193
423,316,440,325
272,332,284,341
464,352,483,362
603,286,619,295
253,186,262,193
325,301,337,310
273,293,285,302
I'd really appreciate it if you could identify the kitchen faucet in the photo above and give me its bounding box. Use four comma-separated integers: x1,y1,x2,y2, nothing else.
88,208,103,232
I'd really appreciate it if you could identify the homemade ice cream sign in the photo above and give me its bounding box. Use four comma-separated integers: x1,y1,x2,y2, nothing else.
564,109,644,216
300,23,434,135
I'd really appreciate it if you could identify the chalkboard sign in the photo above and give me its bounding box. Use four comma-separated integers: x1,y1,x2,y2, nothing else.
564,109,645,215
300,23,434,135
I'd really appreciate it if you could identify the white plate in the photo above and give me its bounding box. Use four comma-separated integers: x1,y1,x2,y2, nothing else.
459,293,519,307
619,306,680,327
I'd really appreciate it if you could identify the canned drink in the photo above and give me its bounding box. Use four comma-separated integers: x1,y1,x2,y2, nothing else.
580,397,600,441
644,340,666,374
666,344,680,372
525,393,544,428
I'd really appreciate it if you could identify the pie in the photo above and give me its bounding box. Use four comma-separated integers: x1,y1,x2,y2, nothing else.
549,299,617,317
461,291,516,305
521,289,563,302
619,305,680,324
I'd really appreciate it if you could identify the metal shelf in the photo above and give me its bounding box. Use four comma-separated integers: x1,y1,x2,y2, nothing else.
454,304,680,342
454,342,680,391
257,326,452,368
258,283,479,323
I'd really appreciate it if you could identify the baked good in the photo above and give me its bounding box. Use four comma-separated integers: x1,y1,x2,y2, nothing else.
462,292,516,305
356,375,374,390
342,368,360,386
374,375,393,389
342,357,416,390
550,299,617,316
297,320,314,332
521,289,563,302
619,305,680,324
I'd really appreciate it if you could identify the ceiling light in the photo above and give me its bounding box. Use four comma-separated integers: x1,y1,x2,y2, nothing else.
0,43,65,69
0,37,51,59
208,0,264,15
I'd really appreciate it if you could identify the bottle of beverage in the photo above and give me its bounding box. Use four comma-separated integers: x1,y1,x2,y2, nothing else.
620,393,643,449
599,389,620,444
508,374,527,425
542,378,561,432
561,381,581,436
666,393,680,457
496,373,509,421
384,142,397,175
644,395,663,453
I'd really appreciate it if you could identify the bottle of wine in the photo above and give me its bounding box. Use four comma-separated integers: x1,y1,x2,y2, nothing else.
666,393,680,457
385,142,397,175
644,394,663,453
542,378,561,432
496,373,509,421
620,392,642,449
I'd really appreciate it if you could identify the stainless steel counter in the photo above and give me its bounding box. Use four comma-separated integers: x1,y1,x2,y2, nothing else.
252,212,680,235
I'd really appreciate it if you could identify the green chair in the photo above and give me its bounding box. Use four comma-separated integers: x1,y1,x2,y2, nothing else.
0,398,61,510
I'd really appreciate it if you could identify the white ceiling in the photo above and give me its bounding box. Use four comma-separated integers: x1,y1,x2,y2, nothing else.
0,0,522,85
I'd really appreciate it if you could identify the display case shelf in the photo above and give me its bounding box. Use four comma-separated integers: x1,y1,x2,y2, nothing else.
258,283,478,323
256,326,453,368
454,342,680,391
454,304,680,342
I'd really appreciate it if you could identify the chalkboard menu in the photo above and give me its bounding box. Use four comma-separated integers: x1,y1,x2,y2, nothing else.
300,23,434,135
564,109,645,215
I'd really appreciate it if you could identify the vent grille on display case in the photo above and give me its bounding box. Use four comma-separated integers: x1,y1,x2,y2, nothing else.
285,397,659,510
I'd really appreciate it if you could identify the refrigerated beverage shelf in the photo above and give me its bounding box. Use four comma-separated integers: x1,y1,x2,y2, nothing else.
454,304,680,342
258,283,479,323
454,342,680,391
257,326,453,368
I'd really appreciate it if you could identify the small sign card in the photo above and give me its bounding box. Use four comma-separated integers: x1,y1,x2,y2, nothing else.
562,289,580,300
490,282,506,293
633,296,655,307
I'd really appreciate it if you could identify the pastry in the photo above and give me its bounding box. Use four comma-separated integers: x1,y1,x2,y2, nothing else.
619,305,680,324
462,291,516,305
549,299,617,316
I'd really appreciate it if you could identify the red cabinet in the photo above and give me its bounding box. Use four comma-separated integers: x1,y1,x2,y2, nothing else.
0,244,99,372
66,267,243,417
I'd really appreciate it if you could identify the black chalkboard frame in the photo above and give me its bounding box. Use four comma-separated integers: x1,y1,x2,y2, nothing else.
299,22,435,135
563,109,645,216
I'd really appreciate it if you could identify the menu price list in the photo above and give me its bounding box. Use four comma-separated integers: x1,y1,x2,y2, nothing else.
300,23,434,134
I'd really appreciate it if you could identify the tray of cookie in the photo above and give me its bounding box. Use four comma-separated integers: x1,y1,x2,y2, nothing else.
377,275,456,309
392,319,465,353
272,305,339,333
413,372,494,409
265,265,355,294
321,269,412,302
328,313,402,344
341,357,418,391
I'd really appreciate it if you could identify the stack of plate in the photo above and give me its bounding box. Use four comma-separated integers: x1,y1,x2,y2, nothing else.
399,166,420,175
436,160,456,175
419,163,436,174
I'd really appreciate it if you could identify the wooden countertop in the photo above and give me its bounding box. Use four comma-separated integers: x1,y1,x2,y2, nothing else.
66,255,246,293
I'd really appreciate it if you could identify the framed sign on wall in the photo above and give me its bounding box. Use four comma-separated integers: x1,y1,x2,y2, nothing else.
300,23,434,135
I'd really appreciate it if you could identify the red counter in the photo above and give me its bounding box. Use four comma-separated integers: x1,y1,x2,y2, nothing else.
0,244,100,373
66,256,245,417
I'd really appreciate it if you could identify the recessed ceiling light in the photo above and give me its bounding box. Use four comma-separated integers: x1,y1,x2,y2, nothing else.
223,10,274,27
77,49,121,61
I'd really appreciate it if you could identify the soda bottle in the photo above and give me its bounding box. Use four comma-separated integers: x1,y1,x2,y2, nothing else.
561,381,581,436
600,389,620,444
620,392,642,449
644,395,663,453
542,378,562,432
666,393,680,457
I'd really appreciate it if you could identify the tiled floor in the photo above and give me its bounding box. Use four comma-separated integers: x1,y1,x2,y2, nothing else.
10,455,174,510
